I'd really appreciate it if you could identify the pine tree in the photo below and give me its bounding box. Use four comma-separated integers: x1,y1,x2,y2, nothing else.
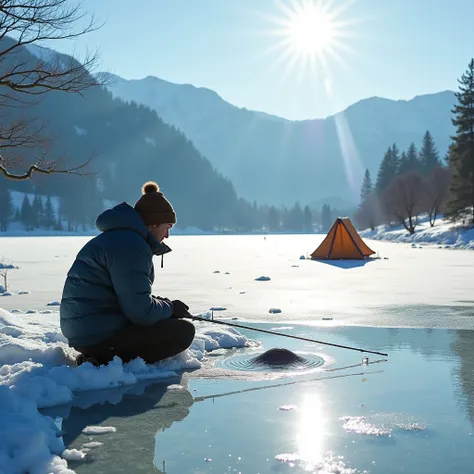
320,204,332,232
399,143,421,175
288,202,304,231
267,206,280,232
419,131,440,175
59,194,77,232
32,194,44,228
407,142,421,173
43,196,55,229
375,145,399,195
303,206,313,233
281,206,290,231
0,185,13,231
391,143,401,172
398,151,409,176
446,59,474,225
360,169,373,204
20,195,34,230
357,169,378,230
251,201,259,231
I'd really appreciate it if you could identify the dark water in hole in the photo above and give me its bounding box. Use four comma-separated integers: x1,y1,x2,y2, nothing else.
219,348,326,372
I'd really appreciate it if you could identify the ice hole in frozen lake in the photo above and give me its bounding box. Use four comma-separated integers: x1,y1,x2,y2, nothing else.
219,347,325,373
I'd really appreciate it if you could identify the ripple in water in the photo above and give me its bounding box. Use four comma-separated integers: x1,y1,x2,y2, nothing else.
219,347,325,373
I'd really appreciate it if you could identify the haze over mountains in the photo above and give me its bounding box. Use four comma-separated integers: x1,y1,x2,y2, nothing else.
1,40,457,222
1,40,240,230
105,73,456,207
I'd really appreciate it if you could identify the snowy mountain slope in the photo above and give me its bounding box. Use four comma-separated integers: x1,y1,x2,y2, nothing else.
105,73,455,206
0,37,244,231
15,41,456,208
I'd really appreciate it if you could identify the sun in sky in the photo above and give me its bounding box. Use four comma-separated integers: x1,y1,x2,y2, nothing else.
263,0,359,84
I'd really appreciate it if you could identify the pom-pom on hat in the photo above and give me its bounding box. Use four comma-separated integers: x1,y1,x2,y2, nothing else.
134,181,176,225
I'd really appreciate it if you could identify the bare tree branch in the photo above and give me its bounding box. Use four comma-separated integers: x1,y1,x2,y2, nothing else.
384,172,426,234
0,152,97,180
0,0,107,181
425,166,451,227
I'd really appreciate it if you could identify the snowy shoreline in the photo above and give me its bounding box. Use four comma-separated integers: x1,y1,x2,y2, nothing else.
0,308,253,473
360,214,474,250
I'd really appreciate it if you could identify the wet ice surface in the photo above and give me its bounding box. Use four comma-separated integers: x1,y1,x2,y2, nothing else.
46,324,474,474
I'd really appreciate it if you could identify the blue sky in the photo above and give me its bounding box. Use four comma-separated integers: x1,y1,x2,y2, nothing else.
54,0,474,120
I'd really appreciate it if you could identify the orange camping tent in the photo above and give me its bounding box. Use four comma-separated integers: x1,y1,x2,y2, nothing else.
311,217,375,260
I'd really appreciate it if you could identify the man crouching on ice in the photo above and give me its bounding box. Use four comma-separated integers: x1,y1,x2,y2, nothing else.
60,181,195,367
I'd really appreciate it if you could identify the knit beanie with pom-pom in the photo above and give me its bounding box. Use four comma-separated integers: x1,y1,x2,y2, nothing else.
134,181,176,225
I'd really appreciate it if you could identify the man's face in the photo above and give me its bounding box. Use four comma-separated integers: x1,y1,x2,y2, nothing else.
149,223,173,243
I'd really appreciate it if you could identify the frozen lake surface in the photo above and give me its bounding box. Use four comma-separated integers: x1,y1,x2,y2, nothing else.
2,234,474,472
1,234,474,329
44,323,474,474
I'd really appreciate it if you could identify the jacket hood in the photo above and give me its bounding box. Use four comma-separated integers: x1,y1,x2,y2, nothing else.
96,202,172,256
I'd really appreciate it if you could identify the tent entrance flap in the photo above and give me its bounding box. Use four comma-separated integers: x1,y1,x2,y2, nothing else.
311,217,375,260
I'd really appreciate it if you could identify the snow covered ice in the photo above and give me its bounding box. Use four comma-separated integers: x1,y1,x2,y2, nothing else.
3,233,474,329
0,305,251,473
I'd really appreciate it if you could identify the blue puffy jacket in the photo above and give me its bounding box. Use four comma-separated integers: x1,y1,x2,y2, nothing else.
60,202,174,347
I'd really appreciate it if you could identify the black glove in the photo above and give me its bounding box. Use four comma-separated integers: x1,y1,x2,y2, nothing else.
171,300,190,319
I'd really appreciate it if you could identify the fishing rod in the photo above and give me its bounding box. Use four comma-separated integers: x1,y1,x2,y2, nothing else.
188,314,389,357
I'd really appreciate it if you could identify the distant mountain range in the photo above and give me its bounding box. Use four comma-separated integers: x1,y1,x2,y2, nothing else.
3,39,456,212
1,39,243,230
105,73,456,207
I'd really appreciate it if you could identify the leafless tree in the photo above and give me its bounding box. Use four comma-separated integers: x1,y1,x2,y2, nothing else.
0,0,106,181
0,258,15,291
384,172,426,234
424,165,451,227
355,194,380,231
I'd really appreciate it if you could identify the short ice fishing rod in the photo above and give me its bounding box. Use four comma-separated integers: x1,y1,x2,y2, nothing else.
188,314,388,357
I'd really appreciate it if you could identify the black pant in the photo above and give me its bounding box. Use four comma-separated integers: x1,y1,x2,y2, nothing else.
74,318,196,365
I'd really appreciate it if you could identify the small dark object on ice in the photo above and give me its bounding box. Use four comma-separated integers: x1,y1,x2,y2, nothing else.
251,348,305,366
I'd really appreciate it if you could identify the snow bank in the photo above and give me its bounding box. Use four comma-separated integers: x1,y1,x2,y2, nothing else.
0,307,251,473
360,214,474,249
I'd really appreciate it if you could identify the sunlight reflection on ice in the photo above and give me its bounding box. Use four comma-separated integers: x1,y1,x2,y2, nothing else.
296,393,326,468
